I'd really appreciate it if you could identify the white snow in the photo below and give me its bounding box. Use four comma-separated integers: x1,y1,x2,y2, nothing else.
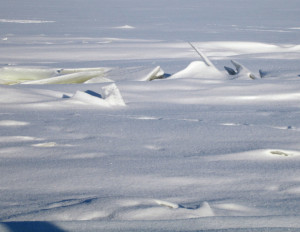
114,25,135,29
0,0,300,231
0,19,55,24
0,120,29,127
170,61,224,79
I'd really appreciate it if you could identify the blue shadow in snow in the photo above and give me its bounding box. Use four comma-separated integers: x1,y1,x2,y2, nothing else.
0,222,67,232
84,90,102,98
62,90,102,99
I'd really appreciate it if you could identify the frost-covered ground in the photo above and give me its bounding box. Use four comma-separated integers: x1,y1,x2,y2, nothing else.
1,0,300,231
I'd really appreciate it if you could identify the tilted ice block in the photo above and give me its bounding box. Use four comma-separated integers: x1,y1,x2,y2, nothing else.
103,83,126,106
0,67,59,85
0,67,112,85
69,83,126,107
22,70,110,85
224,60,259,80
141,66,165,81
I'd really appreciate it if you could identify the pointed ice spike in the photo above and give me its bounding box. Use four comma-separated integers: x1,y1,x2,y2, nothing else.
230,60,258,80
248,73,258,79
259,69,267,78
103,83,126,106
143,66,165,81
188,42,214,67
224,66,237,75
230,60,243,73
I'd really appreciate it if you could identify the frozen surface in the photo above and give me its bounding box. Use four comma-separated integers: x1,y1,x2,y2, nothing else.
1,0,300,231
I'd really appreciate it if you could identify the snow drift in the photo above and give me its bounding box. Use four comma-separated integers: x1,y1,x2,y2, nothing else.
170,61,224,79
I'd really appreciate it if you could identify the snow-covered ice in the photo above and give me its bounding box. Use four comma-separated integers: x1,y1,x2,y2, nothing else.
1,0,300,231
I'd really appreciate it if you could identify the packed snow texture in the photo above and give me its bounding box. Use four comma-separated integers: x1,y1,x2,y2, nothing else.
1,0,300,231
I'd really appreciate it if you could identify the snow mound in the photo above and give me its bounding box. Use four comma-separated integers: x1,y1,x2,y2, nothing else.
1,197,214,221
114,25,135,29
170,61,224,79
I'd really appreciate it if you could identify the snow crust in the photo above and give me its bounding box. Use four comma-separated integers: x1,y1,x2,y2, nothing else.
0,0,300,231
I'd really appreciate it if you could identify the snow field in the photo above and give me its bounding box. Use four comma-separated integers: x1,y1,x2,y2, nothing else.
1,0,300,231
1,71,300,224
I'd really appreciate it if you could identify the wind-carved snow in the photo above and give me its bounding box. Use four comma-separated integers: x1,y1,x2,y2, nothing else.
117,200,214,220
0,120,29,127
0,197,214,221
0,136,43,143
215,203,258,215
0,19,55,24
194,41,300,57
114,25,135,29
32,142,59,147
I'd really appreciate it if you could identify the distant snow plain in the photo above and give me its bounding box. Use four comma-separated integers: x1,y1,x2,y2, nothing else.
1,0,300,231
